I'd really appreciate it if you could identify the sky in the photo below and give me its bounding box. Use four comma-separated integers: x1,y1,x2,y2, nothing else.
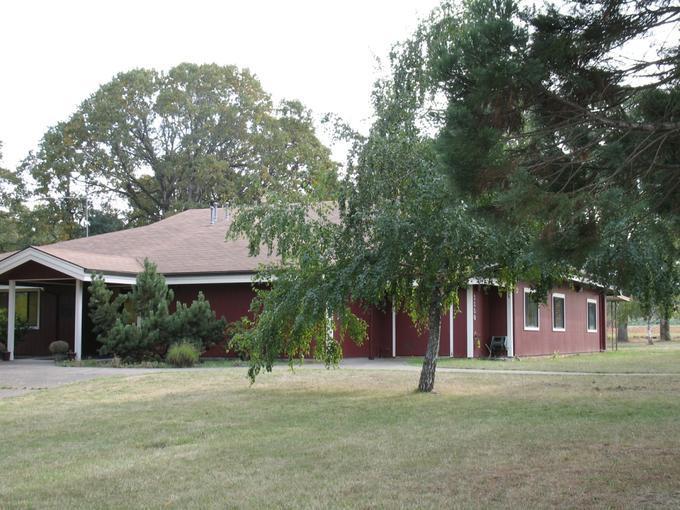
0,0,441,170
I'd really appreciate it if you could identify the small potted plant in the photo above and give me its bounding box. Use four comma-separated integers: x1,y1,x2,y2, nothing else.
0,342,10,361
48,340,70,362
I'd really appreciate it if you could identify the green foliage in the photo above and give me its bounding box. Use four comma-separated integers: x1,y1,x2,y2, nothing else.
98,259,174,361
129,259,174,320
0,308,31,345
22,64,338,226
228,20,524,390
94,259,224,361
102,321,154,361
88,275,127,345
165,341,200,368
170,292,226,350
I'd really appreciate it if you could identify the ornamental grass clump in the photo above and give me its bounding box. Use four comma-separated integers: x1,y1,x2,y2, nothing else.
166,341,200,368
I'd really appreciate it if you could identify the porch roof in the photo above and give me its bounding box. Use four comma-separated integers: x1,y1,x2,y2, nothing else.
0,208,276,282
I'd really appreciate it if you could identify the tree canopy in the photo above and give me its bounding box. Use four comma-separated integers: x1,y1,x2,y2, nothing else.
229,0,679,391
21,63,338,226
229,34,526,392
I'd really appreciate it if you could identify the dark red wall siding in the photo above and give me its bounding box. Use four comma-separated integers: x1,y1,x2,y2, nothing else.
170,283,256,357
512,283,604,357
14,284,76,357
337,303,389,358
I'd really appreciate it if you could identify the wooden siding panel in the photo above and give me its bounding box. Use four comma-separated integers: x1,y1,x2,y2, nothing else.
513,283,603,357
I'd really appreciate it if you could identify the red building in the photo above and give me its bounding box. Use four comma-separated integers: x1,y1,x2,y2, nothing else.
0,207,607,360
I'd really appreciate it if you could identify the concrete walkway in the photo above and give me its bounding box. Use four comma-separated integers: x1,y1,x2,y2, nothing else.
337,357,680,377
0,359,160,399
2,357,678,400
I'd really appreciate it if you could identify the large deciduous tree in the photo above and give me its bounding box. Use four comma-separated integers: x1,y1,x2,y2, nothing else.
23,63,338,225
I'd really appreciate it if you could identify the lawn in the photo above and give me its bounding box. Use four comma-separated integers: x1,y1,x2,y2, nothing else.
409,341,680,374
1,365,680,508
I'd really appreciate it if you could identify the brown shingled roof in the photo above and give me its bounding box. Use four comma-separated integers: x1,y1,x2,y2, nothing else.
32,208,276,275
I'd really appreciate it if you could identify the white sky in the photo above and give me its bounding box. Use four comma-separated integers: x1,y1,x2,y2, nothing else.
0,0,441,170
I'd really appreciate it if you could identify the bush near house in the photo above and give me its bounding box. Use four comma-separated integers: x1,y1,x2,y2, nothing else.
165,341,200,367
48,341,70,360
90,260,226,362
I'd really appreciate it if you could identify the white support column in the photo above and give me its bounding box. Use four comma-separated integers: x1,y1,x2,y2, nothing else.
466,286,474,358
506,290,514,357
7,280,16,361
449,304,454,357
74,279,83,361
391,300,396,358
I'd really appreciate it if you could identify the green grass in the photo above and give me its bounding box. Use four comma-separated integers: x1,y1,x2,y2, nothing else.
2,366,680,508
406,341,680,374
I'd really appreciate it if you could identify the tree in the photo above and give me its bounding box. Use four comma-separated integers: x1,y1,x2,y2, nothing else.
378,0,678,320
170,292,227,349
93,260,227,361
99,259,175,360
23,64,339,225
88,275,127,344
229,43,522,392
422,0,679,236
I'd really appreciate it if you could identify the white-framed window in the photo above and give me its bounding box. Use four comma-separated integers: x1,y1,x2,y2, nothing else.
587,299,598,332
552,293,566,332
524,288,539,331
0,289,41,329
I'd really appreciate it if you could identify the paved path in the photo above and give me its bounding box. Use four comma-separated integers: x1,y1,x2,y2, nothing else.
338,358,680,377
0,360,160,399
2,358,678,400
333,358,680,376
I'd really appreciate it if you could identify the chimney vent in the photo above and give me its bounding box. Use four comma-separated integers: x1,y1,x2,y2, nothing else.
209,204,217,225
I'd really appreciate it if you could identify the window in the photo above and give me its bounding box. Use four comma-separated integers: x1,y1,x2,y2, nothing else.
552,293,565,331
0,290,40,329
524,288,539,330
587,299,598,332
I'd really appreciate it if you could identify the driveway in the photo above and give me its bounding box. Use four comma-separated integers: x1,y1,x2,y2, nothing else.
0,359,160,399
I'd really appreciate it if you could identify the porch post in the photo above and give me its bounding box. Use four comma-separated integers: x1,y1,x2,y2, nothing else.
506,290,514,357
391,300,396,358
7,280,16,360
74,279,83,361
466,286,473,358
449,304,454,357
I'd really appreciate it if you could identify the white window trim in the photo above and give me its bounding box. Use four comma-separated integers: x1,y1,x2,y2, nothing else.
552,293,566,332
1,288,41,330
587,298,598,333
523,288,540,331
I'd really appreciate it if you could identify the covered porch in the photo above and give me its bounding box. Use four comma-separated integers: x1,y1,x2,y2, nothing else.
0,248,134,360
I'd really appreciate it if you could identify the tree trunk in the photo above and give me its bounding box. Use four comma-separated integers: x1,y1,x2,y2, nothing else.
660,316,671,342
647,316,654,345
617,320,628,343
418,299,442,393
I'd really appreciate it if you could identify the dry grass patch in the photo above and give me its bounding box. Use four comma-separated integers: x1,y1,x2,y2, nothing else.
1,367,679,509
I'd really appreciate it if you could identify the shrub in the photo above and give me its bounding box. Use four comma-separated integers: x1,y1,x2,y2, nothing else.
170,292,227,351
0,341,6,352
88,275,127,344
49,341,70,360
166,341,200,368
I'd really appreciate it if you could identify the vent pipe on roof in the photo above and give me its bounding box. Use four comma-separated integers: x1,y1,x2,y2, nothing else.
209,204,217,225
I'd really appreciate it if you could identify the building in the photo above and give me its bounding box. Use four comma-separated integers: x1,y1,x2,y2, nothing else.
0,207,607,360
